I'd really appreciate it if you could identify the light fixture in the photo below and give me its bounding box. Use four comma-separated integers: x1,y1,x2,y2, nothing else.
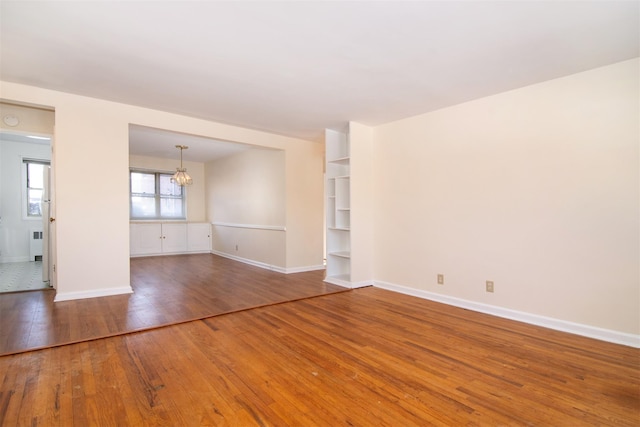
171,145,193,186
3,115,19,127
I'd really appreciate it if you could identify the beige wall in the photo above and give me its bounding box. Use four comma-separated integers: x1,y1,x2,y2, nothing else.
206,148,287,268
206,148,285,225
284,141,325,270
0,81,324,298
372,59,639,335
0,102,54,134
349,122,374,284
129,154,206,222
204,144,325,271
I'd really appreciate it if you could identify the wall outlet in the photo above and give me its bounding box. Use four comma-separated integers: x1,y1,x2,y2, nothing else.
486,281,494,293
437,274,444,285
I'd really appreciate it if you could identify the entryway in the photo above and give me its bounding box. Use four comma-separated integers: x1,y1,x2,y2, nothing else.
0,101,55,294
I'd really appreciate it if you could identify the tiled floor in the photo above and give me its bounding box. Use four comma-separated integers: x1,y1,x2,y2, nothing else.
0,261,50,293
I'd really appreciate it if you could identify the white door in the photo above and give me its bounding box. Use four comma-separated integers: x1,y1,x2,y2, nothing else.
42,165,50,282
46,138,56,289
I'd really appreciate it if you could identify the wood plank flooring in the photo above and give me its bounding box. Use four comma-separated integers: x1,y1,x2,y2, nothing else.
1,287,638,426
0,254,346,356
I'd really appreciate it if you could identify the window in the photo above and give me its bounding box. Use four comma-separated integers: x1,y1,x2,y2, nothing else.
25,160,50,217
130,170,186,220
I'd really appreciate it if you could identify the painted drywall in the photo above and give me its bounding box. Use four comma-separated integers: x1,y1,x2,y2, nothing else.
349,122,374,284
0,102,54,135
284,141,325,270
372,58,639,335
129,154,206,222
206,148,286,268
0,138,50,262
0,81,324,299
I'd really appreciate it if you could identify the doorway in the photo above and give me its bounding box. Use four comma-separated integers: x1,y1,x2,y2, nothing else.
0,102,54,293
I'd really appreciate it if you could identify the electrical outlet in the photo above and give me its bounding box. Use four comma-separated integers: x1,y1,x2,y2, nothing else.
437,274,444,285
486,281,494,293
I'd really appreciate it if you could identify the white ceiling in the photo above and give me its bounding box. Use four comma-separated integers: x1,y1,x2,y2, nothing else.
1,1,638,145
128,125,255,163
0,130,51,145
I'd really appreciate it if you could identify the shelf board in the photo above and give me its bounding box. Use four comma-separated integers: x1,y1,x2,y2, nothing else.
336,208,350,211
328,227,350,231
329,251,351,259
328,156,350,165
335,175,350,179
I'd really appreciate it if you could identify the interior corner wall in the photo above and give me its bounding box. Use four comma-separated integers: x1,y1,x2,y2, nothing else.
205,148,286,268
129,154,206,222
372,58,639,335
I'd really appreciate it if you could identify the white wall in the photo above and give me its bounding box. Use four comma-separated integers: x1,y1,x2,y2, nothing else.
129,154,206,222
0,138,50,262
206,148,287,269
0,81,325,300
372,59,639,336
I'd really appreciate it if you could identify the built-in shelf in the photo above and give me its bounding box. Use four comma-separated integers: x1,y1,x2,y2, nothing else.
329,251,351,259
325,128,351,285
328,156,350,165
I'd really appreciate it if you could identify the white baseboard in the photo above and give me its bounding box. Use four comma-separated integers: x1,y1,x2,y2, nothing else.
374,280,640,349
324,276,372,289
284,264,325,274
211,250,324,275
347,280,373,289
211,250,295,273
54,286,134,302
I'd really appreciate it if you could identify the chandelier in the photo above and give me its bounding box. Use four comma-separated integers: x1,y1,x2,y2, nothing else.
171,145,193,186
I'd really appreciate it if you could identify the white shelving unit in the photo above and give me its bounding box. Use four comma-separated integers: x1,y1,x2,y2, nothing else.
325,129,351,286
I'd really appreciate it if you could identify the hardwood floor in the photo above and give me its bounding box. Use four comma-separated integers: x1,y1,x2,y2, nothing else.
0,287,638,426
0,254,346,356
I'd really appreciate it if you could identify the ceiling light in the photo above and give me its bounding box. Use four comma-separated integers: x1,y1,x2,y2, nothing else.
171,145,193,186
